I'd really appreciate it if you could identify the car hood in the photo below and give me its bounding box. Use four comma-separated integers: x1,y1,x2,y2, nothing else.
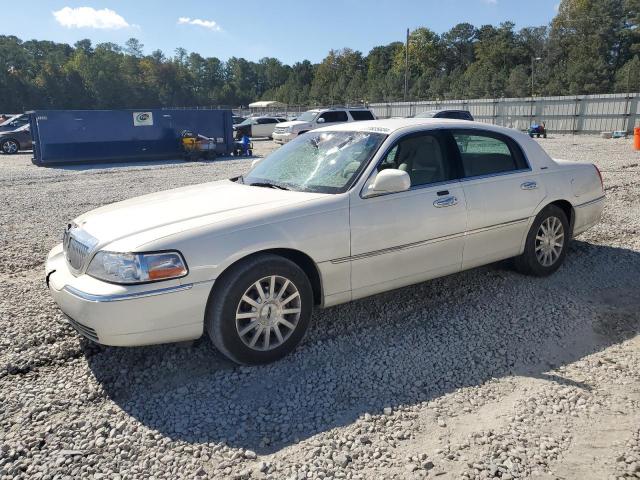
74,180,326,248
277,120,312,129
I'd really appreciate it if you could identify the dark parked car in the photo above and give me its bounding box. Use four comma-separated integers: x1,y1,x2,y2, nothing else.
0,114,30,132
0,124,32,154
413,109,474,121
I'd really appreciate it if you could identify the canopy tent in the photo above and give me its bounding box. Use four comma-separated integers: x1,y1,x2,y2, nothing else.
248,101,286,109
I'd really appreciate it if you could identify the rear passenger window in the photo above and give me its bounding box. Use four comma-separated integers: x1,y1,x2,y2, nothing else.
378,133,455,187
320,111,349,123
349,110,375,121
453,131,527,177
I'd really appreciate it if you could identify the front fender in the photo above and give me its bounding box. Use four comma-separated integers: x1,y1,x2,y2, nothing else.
136,206,351,296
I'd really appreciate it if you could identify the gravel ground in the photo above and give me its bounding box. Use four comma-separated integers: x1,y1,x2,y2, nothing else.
1,135,639,480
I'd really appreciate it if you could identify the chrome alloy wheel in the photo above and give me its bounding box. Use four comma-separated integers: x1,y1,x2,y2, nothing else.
2,140,18,154
235,275,301,351
535,216,565,267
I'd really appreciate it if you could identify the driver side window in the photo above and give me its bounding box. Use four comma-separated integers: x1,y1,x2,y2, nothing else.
377,133,454,187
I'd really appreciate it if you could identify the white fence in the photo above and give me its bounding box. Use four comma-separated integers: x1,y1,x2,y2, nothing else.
369,93,640,134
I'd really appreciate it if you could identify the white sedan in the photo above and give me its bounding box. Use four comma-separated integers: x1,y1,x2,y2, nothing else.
45,119,605,364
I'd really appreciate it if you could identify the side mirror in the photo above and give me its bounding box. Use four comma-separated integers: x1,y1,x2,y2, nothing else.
363,169,411,197
316,117,325,124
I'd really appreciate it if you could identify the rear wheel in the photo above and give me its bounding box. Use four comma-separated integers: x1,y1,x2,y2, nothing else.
205,254,313,364
515,205,569,276
1,139,19,154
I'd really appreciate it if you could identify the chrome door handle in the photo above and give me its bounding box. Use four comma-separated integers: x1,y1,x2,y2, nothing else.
433,196,458,208
521,181,538,190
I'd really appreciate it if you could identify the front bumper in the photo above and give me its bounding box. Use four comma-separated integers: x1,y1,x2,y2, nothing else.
45,244,213,346
272,131,295,144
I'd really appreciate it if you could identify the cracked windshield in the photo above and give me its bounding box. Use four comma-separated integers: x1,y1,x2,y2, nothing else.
245,131,386,193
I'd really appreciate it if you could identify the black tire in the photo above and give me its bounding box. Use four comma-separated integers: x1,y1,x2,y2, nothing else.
1,139,19,155
205,254,313,365
514,205,570,277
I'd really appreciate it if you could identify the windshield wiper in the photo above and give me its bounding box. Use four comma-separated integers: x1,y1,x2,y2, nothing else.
249,182,290,191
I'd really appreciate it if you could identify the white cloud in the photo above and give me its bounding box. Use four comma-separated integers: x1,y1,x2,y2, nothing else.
177,17,222,31
53,7,131,30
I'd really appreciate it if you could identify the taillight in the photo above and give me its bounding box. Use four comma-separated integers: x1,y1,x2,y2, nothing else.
593,164,604,192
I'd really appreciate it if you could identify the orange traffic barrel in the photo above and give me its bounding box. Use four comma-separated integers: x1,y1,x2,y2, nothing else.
635,127,640,151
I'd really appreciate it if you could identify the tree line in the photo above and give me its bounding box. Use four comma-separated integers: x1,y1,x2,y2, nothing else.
0,0,638,113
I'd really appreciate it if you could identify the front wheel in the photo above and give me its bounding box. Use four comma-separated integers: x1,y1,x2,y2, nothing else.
1,139,19,154
514,205,569,276
205,254,313,365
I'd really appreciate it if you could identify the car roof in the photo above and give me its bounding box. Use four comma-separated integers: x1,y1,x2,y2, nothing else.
314,118,514,135
305,107,372,113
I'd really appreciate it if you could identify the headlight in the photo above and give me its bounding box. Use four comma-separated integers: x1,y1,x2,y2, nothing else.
87,251,188,284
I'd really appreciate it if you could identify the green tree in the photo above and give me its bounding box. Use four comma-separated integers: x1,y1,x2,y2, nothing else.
506,65,531,97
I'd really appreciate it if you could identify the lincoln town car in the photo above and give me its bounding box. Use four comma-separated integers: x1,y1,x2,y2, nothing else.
45,119,605,364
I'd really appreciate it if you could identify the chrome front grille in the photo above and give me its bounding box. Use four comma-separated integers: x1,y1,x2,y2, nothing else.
274,126,287,134
67,237,90,270
63,227,98,272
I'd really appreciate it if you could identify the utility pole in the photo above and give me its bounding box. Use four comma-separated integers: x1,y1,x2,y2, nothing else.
404,28,409,102
531,57,542,97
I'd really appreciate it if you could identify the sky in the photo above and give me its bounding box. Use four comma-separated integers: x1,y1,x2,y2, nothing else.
4,0,561,64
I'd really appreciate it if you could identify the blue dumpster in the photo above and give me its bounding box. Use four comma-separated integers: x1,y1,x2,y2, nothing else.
30,109,234,165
